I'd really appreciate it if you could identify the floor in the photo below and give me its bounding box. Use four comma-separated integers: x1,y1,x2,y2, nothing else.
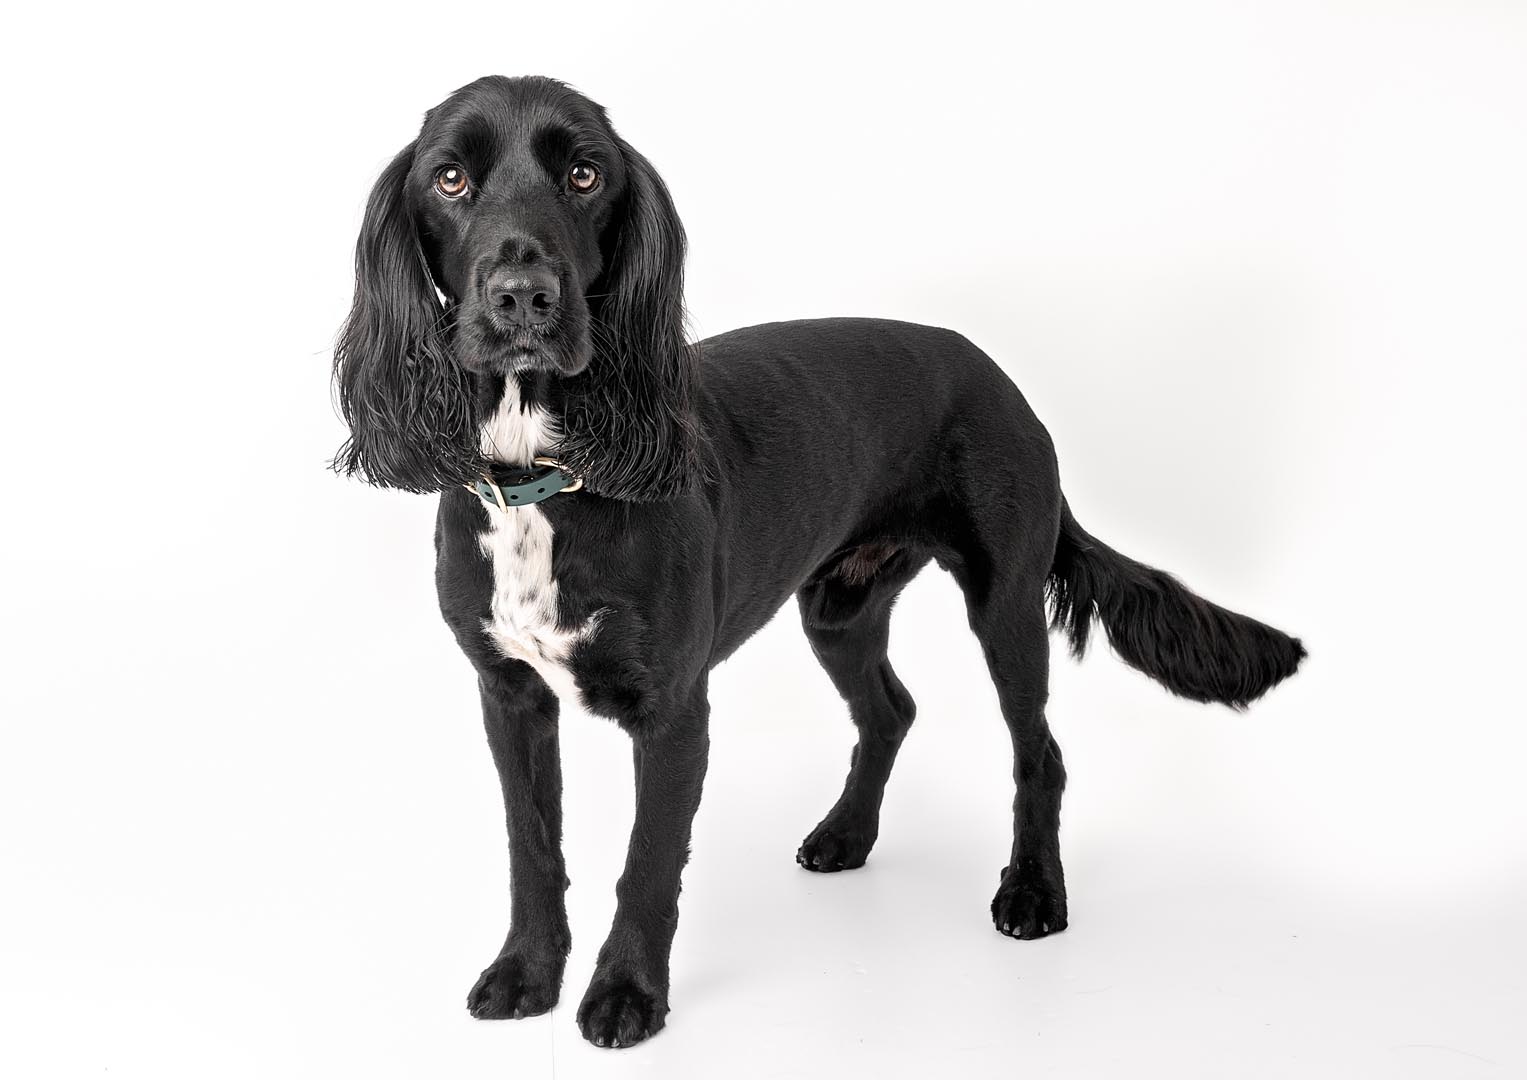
7,564,1523,1079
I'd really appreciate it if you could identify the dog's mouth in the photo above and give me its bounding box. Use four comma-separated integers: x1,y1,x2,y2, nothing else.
458,316,591,377
498,326,554,361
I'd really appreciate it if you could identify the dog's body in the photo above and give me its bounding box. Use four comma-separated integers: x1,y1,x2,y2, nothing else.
335,76,1304,1048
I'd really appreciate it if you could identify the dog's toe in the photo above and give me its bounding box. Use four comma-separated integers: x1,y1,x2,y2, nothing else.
796,819,874,872
466,953,562,1020
991,864,1068,940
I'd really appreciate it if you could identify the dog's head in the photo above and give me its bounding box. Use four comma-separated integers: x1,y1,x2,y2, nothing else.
333,76,698,499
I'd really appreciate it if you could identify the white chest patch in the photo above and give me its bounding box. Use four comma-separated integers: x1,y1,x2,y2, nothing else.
477,379,599,704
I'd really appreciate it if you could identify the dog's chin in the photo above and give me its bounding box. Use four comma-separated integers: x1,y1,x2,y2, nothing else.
459,327,592,377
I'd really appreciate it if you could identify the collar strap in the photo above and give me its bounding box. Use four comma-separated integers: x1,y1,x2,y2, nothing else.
467,456,583,510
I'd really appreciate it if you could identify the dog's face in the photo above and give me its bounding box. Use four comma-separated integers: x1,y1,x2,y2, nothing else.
333,76,700,499
412,79,625,377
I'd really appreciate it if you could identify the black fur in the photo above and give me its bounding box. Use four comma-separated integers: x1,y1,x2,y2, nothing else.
555,133,704,501
333,75,1305,1049
1047,503,1307,709
333,144,484,493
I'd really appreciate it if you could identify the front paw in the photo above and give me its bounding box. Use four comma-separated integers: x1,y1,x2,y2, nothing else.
466,952,563,1020
991,862,1068,940
796,817,875,872
577,975,668,1048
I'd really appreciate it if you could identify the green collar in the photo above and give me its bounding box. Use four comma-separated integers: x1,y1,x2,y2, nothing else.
467,457,583,510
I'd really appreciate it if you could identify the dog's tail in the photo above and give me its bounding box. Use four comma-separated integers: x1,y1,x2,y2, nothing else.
1046,501,1305,708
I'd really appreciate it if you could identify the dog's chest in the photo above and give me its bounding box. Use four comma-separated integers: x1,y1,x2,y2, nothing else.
476,380,598,703
478,506,587,702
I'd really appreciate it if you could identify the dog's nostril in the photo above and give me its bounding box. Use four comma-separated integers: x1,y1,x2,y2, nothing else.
490,273,560,327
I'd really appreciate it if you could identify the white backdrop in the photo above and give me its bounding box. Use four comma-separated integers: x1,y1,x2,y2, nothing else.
3,2,1524,1077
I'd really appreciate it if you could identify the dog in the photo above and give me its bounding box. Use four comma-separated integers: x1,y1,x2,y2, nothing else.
332,74,1305,1048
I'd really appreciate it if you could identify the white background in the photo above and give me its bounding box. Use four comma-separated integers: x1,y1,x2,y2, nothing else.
3,2,1524,1077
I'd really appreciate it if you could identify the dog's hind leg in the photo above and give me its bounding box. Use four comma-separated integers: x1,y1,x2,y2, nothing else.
794,546,929,872
965,576,1069,939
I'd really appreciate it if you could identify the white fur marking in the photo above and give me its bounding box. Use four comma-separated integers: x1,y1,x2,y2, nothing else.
477,378,599,704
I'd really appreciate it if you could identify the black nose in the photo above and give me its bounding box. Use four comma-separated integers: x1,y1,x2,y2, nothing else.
488,270,561,327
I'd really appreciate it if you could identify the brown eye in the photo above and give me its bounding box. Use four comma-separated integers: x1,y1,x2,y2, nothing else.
435,166,469,198
568,162,600,193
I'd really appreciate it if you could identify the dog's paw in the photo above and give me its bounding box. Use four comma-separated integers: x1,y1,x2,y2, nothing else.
466,952,563,1020
796,818,875,872
577,976,668,1048
991,863,1068,940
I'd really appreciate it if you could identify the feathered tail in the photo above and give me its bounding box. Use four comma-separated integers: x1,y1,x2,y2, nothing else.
1046,502,1305,708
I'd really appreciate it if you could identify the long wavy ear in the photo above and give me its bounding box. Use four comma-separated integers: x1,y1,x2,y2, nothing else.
332,142,481,493
554,138,704,501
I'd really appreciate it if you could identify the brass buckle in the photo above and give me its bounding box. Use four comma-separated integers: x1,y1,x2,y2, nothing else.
469,474,510,511
533,456,583,493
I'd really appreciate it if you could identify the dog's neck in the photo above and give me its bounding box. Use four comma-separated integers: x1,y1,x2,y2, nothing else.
479,373,558,466
471,359,705,501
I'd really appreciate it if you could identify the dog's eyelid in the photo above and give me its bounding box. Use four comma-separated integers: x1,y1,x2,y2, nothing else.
568,144,614,168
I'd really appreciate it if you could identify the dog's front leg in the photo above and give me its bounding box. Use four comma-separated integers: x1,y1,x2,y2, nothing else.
465,665,570,1020
577,687,710,1048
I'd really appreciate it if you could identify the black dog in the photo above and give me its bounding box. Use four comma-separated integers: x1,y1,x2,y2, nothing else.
333,75,1304,1048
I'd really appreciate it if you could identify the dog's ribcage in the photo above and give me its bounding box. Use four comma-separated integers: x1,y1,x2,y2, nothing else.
477,378,599,704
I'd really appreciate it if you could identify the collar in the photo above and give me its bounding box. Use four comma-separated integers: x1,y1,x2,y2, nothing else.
467,457,583,510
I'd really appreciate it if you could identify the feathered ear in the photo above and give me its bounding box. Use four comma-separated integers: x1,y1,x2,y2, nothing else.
554,138,704,501
332,142,482,493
